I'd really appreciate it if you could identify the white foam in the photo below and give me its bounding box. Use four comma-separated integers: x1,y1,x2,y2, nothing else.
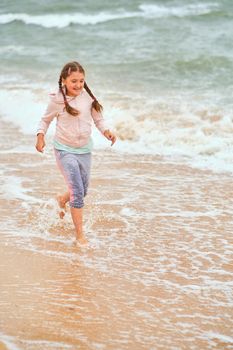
201,331,233,344
0,3,219,28
0,333,22,350
1,81,233,174
139,3,219,18
0,174,42,203
0,11,138,28
0,145,36,154
0,87,55,135
20,340,72,348
120,207,138,217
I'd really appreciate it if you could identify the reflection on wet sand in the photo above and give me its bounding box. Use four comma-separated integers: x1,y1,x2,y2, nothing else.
0,121,233,350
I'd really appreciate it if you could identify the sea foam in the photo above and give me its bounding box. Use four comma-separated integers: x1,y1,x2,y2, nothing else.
1,84,233,174
0,3,220,28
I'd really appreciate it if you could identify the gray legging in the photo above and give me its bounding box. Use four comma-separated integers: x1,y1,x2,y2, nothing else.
54,149,92,208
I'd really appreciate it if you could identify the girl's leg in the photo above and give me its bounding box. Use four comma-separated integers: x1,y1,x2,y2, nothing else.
58,192,87,243
70,153,91,244
57,191,70,208
70,207,87,244
55,151,91,244
56,192,70,219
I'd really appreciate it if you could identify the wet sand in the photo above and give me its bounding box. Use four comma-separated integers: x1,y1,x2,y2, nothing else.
0,120,233,350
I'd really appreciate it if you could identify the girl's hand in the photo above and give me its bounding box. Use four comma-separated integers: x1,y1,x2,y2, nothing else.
36,134,46,153
103,129,116,146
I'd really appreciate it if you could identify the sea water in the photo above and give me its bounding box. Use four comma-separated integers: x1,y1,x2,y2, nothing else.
0,0,233,172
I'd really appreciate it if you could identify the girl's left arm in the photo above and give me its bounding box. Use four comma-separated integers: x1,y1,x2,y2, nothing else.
91,107,106,134
91,108,116,146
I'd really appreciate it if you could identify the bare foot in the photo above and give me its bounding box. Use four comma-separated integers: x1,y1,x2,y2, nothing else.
76,234,88,245
56,195,67,219
59,211,65,219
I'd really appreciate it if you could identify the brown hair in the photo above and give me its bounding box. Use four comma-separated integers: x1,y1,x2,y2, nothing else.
58,61,103,116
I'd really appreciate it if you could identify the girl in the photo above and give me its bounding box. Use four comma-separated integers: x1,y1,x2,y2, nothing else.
35,61,116,245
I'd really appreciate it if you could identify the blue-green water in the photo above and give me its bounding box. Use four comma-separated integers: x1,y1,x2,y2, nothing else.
1,0,233,171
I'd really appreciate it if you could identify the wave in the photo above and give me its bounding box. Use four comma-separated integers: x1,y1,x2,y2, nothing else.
0,2,220,28
139,3,220,18
1,84,233,173
0,11,138,28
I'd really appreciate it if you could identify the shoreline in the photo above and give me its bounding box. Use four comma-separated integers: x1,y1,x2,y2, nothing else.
1,113,233,177
1,118,233,350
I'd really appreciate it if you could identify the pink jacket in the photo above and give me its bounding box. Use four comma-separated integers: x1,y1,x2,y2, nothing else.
37,89,107,147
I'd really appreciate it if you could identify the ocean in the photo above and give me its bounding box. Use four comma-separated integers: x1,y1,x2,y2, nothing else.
1,0,233,171
1,1,233,350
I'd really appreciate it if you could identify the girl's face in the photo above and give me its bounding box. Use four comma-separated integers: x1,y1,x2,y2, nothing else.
63,71,85,97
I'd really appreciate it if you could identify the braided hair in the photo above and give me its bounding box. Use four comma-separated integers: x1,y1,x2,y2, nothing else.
58,61,103,116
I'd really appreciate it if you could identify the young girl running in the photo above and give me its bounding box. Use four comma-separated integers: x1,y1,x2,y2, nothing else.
35,61,116,244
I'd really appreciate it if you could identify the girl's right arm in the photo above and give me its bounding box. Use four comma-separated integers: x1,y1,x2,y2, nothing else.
35,99,58,153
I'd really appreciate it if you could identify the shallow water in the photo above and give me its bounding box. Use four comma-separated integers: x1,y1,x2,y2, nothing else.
0,121,233,349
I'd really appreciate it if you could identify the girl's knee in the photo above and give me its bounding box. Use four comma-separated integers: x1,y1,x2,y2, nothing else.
69,200,84,209
69,188,84,208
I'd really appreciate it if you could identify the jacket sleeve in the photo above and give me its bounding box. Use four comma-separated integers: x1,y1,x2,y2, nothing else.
91,107,108,134
36,100,59,135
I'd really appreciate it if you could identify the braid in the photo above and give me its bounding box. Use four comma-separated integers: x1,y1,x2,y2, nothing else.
84,82,103,113
58,75,79,116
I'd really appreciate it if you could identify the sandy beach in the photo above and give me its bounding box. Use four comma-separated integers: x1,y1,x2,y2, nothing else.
0,119,233,350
